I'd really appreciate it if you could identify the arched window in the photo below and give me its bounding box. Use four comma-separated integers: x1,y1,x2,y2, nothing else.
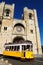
29,13,32,19
14,23,25,30
14,23,25,32
5,9,11,16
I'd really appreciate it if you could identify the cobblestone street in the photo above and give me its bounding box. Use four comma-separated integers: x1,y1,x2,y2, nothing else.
0,57,12,65
0,56,43,65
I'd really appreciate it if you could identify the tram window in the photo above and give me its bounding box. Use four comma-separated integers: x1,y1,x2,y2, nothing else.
12,46,20,51
12,46,14,51
10,46,13,51
17,46,20,51
5,46,10,51
14,46,16,51
31,45,33,51
27,45,30,50
22,45,26,51
9,46,11,51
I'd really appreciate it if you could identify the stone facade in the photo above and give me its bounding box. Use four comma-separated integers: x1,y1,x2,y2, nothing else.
0,2,42,54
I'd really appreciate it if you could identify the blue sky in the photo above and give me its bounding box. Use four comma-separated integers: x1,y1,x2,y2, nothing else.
0,0,43,45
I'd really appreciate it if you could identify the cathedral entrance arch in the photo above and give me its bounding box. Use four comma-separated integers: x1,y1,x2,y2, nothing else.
13,36,25,44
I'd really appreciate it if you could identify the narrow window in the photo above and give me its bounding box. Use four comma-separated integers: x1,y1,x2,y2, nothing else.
0,27,1,32
5,9,10,17
29,13,32,19
0,21,2,25
6,11,9,16
4,27,7,30
30,30,33,33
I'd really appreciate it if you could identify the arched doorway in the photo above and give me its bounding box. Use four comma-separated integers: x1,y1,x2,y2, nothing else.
13,36,25,43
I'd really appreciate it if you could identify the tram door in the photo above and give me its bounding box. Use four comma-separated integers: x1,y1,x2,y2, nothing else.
21,45,31,58
22,45,26,57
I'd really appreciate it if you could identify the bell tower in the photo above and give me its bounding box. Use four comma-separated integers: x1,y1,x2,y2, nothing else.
0,2,15,54
23,7,42,54
3,3,14,19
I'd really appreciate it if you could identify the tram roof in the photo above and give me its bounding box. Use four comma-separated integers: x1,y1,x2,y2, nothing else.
4,43,32,46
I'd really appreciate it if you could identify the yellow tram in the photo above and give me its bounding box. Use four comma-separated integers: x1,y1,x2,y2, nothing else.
3,42,34,60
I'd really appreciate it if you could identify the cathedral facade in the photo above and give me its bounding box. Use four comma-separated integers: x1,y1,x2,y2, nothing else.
0,2,42,54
